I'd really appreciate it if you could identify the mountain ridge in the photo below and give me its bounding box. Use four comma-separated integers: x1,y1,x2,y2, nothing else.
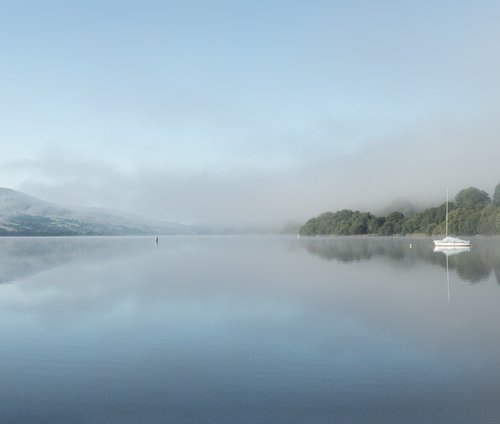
0,187,190,236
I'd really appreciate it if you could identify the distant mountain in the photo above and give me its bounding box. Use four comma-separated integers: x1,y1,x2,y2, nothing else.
0,187,190,236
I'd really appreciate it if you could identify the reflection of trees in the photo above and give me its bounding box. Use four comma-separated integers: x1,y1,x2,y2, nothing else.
3,236,500,287
300,236,500,284
453,255,491,283
302,237,410,263
495,267,500,286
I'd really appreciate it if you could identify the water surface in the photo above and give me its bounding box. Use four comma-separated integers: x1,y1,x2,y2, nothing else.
1,236,500,423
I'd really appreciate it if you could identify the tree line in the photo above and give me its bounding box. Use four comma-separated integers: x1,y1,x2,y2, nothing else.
299,183,500,236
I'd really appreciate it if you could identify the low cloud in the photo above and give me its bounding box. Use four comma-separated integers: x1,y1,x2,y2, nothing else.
3,110,500,228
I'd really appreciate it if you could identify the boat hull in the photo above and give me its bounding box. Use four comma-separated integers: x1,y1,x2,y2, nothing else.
433,240,470,247
434,244,470,248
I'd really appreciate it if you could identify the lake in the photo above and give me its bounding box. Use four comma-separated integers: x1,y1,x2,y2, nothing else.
1,235,500,423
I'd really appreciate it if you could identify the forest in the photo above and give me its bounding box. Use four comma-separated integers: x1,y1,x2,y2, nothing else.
299,184,500,236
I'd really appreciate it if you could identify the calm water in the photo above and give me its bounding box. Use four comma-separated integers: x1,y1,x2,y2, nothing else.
1,236,500,423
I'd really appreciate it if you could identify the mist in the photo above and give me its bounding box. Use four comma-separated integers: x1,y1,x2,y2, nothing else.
1,1,500,228
6,110,500,228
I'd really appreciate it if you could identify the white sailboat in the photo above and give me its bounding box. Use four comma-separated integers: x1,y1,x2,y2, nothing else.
433,189,471,248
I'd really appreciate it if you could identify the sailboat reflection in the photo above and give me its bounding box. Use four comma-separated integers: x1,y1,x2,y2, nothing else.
433,246,471,303
433,246,471,256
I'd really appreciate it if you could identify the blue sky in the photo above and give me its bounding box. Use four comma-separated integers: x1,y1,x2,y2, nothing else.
1,0,500,225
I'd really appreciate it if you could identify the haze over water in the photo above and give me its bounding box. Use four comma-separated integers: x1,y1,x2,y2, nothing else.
0,236,500,423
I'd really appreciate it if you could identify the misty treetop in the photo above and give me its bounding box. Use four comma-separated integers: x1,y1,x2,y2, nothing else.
300,210,383,236
300,183,500,236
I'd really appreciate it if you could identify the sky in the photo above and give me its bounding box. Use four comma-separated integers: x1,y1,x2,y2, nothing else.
1,0,500,227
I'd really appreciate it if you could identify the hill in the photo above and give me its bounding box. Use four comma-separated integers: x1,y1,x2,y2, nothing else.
0,187,189,236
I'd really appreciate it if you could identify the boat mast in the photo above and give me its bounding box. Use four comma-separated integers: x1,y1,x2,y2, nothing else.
446,188,449,237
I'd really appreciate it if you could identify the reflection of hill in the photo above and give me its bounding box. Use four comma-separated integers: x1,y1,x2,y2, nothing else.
300,236,500,284
0,237,158,284
3,236,500,287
